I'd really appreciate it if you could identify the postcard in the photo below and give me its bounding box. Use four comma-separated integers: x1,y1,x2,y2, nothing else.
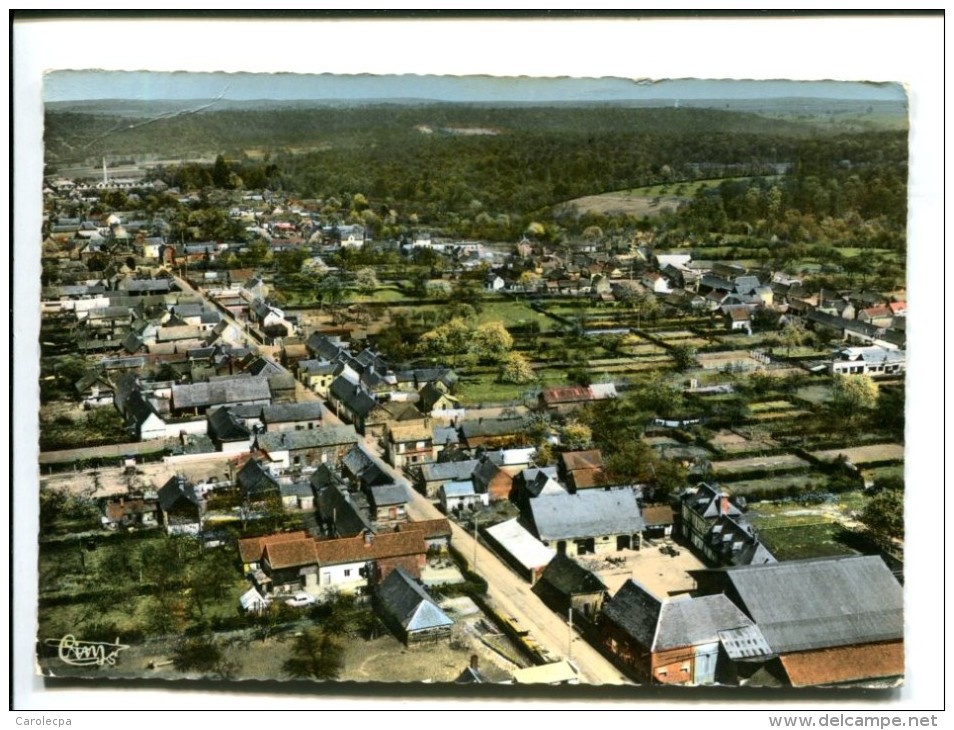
12,14,944,715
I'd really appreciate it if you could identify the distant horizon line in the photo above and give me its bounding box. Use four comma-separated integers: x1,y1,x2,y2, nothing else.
43,71,906,104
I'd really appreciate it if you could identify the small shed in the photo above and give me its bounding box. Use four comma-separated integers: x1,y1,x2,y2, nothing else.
439,480,487,514
376,567,454,644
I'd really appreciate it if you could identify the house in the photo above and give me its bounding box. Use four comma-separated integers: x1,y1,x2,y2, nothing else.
538,384,617,414
829,346,905,376
100,494,159,530
368,483,409,528
232,458,282,512
525,488,645,557
207,407,253,453
260,402,324,432
375,567,454,645
417,382,460,416
307,529,428,597
402,518,453,552
238,530,311,573
123,390,168,441
312,474,374,538
156,475,202,535
511,466,566,512
600,579,772,685
726,307,753,334
459,417,532,450
641,504,675,538
483,518,556,584
342,445,392,489
75,369,115,408
680,483,775,567
532,553,608,624
297,359,339,395
255,425,359,470
439,480,488,514
558,450,608,492
416,459,480,499
691,555,904,687
170,376,271,417
471,456,515,503
384,421,435,469
280,480,315,511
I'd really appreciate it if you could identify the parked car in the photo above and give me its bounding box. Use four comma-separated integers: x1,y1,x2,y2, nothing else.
285,592,317,608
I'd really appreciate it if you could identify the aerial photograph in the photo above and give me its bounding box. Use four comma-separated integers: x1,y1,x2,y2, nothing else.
32,66,908,693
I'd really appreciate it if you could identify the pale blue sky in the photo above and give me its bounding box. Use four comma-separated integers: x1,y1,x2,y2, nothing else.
44,70,905,104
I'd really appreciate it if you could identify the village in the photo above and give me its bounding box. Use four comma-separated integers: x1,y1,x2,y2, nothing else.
35,149,906,690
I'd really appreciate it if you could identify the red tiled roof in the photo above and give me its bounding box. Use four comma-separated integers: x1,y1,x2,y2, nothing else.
313,530,426,566
560,449,604,472
642,504,675,526
541,386,592,405
570,468,608,489
238,530,309,564
780,642,904,687
404,518,452,539
263,538,319,570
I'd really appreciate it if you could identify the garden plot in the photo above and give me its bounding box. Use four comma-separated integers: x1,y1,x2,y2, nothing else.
748,400,809,422
711,453,811,476
795,385,833,405
812,443,904,465
710,429,779,455
696,351,763,371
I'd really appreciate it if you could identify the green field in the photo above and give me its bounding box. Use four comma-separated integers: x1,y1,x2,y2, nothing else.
756,521,859,561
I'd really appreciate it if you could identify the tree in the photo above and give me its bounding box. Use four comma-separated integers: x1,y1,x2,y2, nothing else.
780,320,807,356
472,321,513,362
860,480,903,542
172,636,237,679
354,267,379,296
559,420,592,450
830,374,879,424
499,352,535,384
669,344,696,372
282,628,344,681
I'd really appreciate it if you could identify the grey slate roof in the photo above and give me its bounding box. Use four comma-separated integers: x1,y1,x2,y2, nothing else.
207,407,251,442
172,377,271,410
528,489,645,541
460,417,531,441
157,475,200,511
256,425,359,452
538,554,607,596
377,567,454,633
713,555,903,654
312,481,372,537
236,459,281,497
369,483,409,507
261,402,324,424
419,460,480,484
433,426,460,447
329,377,379,418
440,480,477,498
602,579,663,648
654,594,762,652
280,480,313,499
342,445,390,487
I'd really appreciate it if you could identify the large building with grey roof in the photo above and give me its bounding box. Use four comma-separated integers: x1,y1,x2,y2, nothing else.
691,555,904,687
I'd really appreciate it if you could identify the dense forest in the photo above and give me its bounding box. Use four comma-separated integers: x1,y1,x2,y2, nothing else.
45,103,909,248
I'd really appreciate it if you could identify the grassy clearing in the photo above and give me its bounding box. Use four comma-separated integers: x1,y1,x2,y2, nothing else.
755,521,859,561
712,453,811,475
812,443,904,465
795,385,833,405
726,473,828,497
748,400,796,413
